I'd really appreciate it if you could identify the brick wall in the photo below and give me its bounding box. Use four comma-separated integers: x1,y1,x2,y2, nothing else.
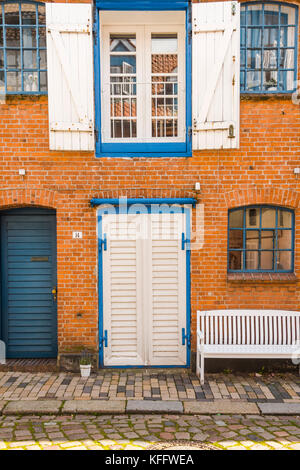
0,0,299,361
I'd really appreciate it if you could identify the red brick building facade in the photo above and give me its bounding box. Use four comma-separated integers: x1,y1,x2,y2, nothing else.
0,0,299,369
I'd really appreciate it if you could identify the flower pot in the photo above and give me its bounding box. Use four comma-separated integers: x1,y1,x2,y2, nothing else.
80,364,91,378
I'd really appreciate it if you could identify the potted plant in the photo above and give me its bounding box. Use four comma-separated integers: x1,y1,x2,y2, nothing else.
79,351,92,378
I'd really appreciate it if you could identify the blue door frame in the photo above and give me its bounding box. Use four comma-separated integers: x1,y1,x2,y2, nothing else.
96,199,192,368
0,208,57,358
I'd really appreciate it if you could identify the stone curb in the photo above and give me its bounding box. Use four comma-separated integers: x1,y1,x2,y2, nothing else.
127,400,183,414
0,399,299,416
258,403,300,415
62,400,126,414
183,401,260,415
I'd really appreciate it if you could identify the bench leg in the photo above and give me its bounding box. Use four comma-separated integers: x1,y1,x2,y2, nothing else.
200,353,204,385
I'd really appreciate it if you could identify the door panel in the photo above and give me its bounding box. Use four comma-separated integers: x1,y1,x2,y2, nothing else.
0,212,57,358
102,215,145,366
101,212,187,367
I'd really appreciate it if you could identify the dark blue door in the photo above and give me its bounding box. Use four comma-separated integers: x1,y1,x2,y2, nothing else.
0,208,57,358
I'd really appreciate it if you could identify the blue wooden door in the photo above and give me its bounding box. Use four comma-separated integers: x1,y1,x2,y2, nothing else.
0,209,57,358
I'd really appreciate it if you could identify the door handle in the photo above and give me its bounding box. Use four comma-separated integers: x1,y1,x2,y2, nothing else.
52,287,57,302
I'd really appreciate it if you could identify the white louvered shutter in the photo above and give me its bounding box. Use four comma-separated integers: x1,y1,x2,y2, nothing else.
101,213,188,367
46,4,94,151
102,214,145,366
147,213,186,366
192,1,240,150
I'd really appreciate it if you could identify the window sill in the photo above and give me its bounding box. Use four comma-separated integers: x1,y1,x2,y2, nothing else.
227,272,298,284
241,92,294,101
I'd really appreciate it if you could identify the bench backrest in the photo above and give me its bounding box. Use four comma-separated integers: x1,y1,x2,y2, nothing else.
197,310,300,346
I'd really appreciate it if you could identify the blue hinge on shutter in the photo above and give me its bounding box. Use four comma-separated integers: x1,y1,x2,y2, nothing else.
100,330,108,349
182,328,191,348
181,232,190,251
99,233,107,251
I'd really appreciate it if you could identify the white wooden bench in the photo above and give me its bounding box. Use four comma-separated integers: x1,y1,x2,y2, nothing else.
196,310,300,384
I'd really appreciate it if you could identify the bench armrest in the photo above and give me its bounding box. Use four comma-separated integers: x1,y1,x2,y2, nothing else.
197,329,204,351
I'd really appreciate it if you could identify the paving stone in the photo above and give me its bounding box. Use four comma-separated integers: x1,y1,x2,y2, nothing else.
0,401,7,414
184,401,259,415
126,400,183,414
62,400,125,414
3,400,62,415
258,403,300,415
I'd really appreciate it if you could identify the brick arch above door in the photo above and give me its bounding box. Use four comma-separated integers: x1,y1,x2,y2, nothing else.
225,187,300,210
0,189,59,211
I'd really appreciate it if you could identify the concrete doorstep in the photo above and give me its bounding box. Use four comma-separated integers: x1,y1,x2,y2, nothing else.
0,399,299,416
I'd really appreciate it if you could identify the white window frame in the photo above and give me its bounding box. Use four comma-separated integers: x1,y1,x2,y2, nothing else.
100,11,186,144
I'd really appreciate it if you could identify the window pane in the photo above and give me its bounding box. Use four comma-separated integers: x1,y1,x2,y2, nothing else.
6,49,20,69
246,71,261,91
280,49,294,69
281,27,295,47
263,28,278,47
110,34,136,52
281,5,295,25
260,251,274,270
247,28,262,47
229,251,242,270
23,49,37,69
4,4,19,25
261,208,276,227
152,54,177,74
247,50,261,69
110,55,136,75
23,27,37,48
278,210,292,228
261,230,274,249
23,71,38,91
263,49,277,69
264,4,279,25
0,70,4,91
21,4,36,25
263,71,278,91
277,230,292,250
39,49,46,69
6,27,20,47
246,207,259,228
247,5,263,25
0,29,3,47
246,230,259,250
245,251,259,270
229,230,243,249
279,70,294,91
0,50,3,68
276,251,291,271
39,27,46,47
39,71,47,91
229,210,244,228
151,34,177,54
38,5,46,25
7,70,21,91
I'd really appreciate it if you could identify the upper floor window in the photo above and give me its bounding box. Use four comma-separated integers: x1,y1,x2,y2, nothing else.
97,9,191,157
241,2,298,93
228,206,294,272
0,1,47,94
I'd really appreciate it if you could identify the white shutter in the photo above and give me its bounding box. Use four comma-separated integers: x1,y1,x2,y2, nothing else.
102,214,145,366
192,1,240,150
102,212,187,367
46,4,94,151
147,213,186,366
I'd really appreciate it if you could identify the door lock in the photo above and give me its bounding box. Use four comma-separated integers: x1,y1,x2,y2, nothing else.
52,287,57,302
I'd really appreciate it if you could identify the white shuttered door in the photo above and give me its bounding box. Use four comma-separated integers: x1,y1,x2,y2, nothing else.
192,1,240,150
46,4,94,151
102,213,187,367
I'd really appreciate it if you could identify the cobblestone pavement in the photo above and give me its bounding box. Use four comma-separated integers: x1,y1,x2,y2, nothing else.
0,414,299,450
0,370,299,402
